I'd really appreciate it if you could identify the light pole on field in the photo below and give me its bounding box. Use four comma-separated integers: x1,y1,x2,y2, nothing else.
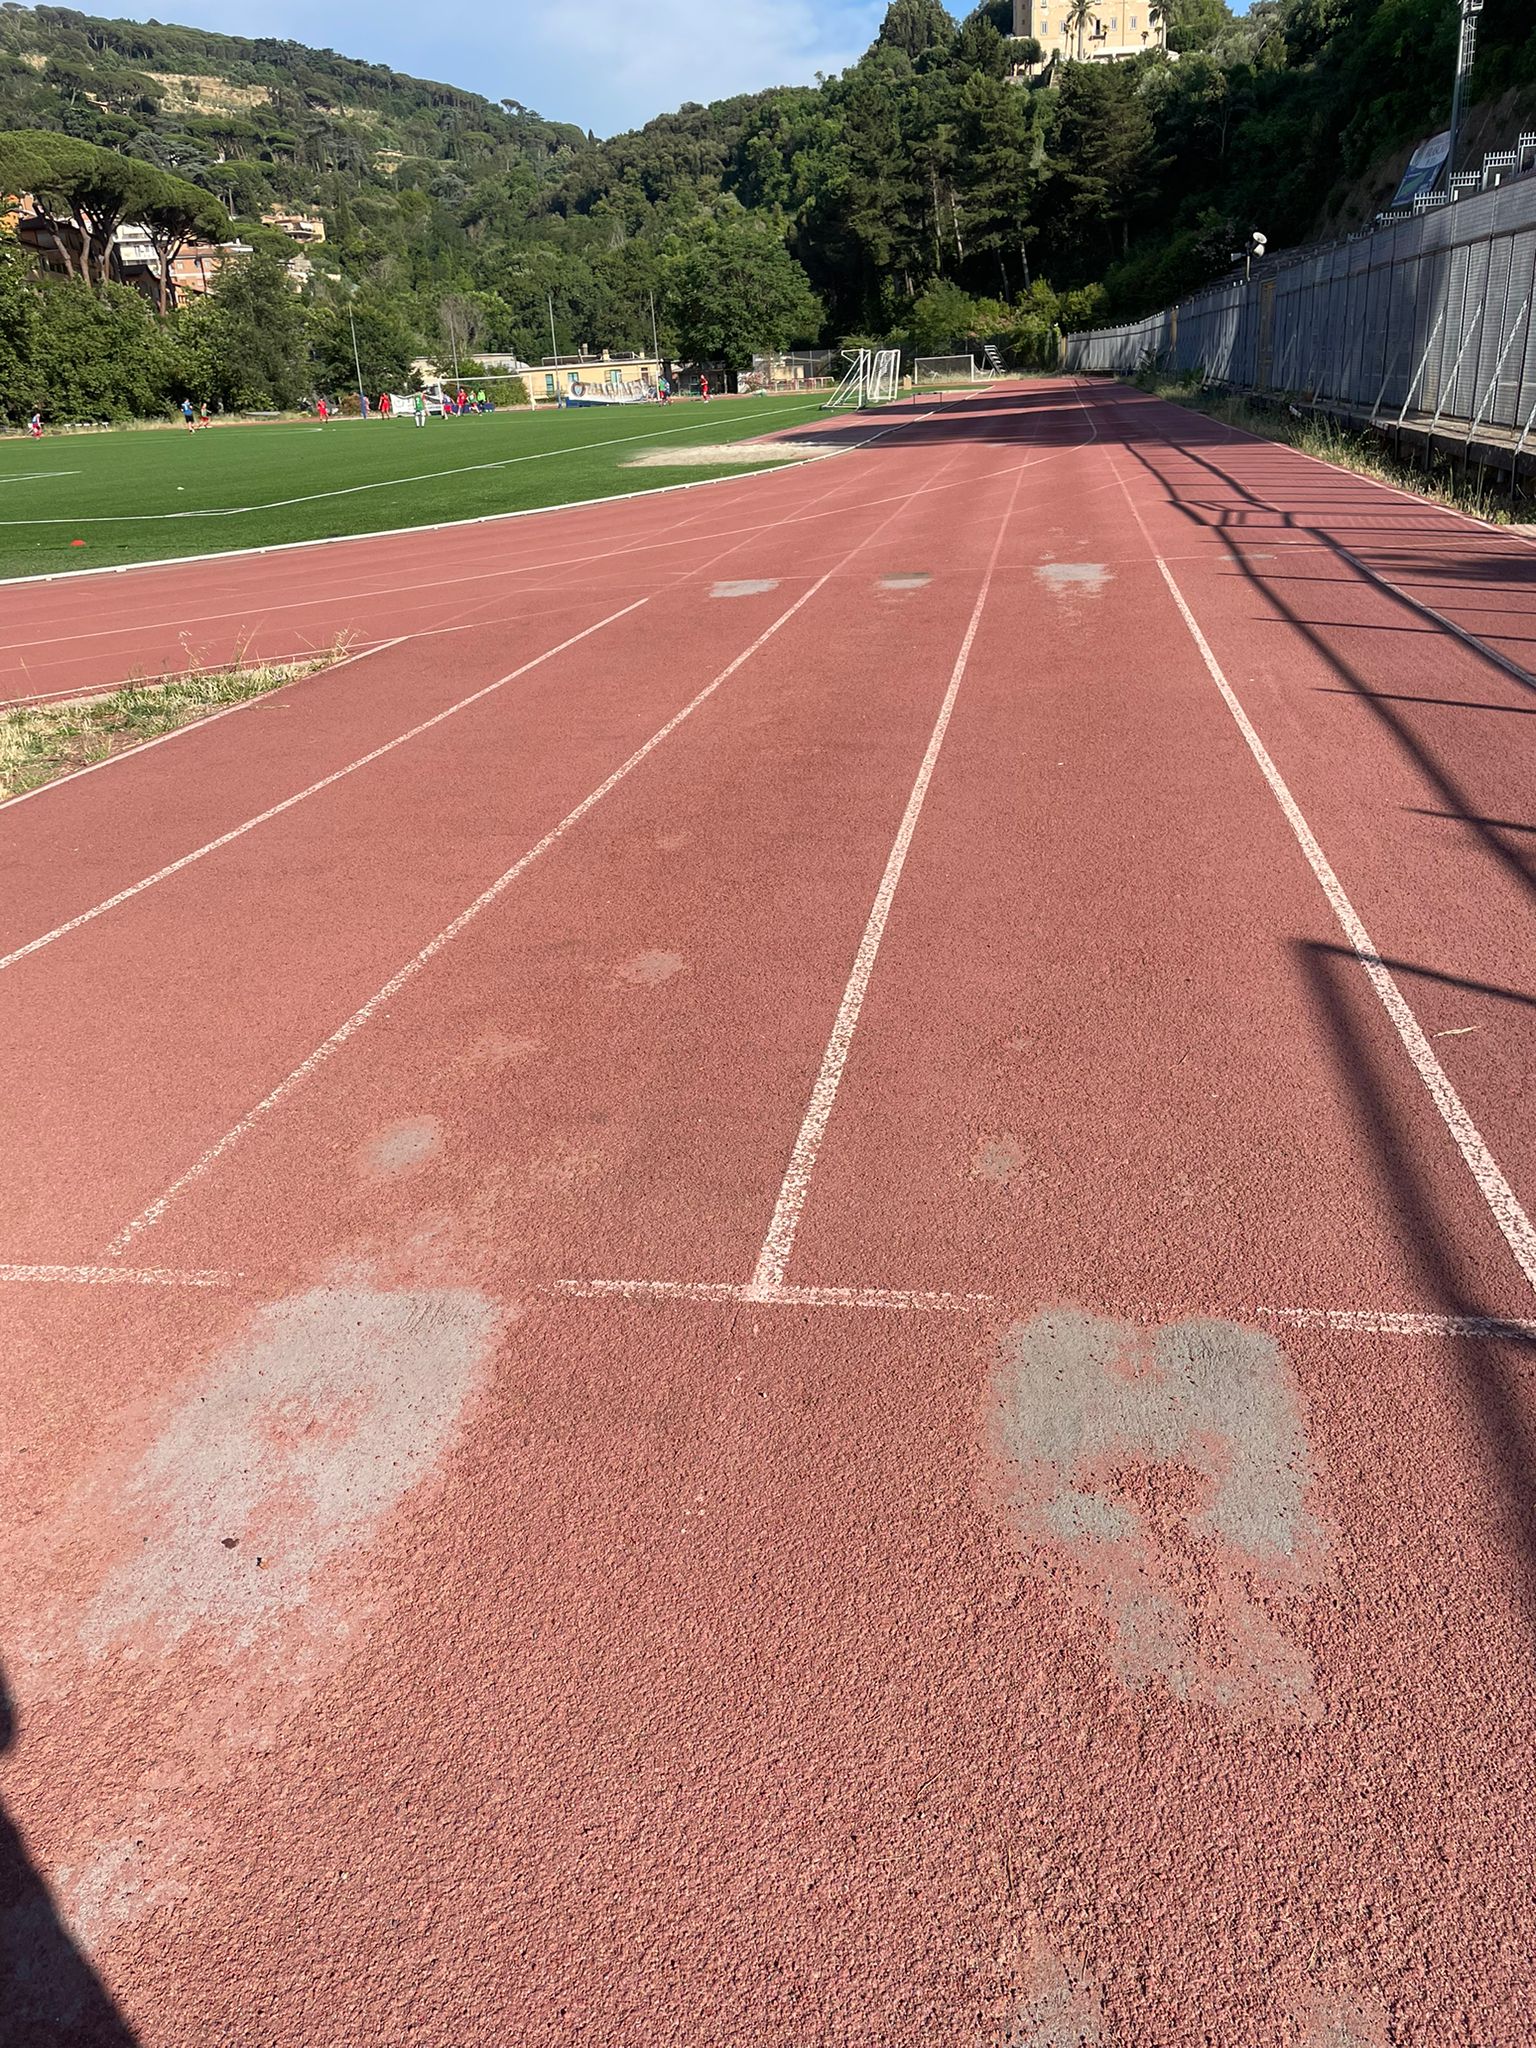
348,305,366,414
1447,0,1483,189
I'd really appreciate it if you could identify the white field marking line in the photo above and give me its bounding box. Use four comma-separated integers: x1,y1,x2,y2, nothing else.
0,477,786,657
0,436,844,591
747,461,1031,1300
0,424,916,817
102,484,945,1258
1102,446,1536,1301
0,398,962,595
0,604,650,973
0,401,833,528
552,1277,1536,1338
0,404,1075,678
0,470,80,484
0,634,401,815
0,1262,235,1286
1,446,883,939
0,408,928,655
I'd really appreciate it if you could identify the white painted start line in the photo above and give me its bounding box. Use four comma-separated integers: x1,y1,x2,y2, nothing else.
2,1260,1532,1342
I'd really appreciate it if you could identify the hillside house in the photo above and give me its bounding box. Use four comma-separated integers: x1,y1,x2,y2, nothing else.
1012,0,1166,72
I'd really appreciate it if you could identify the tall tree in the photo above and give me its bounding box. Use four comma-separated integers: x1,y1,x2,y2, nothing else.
657,212,821,367
140,183,230,314
876,0,959,62
0,129,223,294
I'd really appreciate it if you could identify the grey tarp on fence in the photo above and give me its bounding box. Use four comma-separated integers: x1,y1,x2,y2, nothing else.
1064,175,1536,440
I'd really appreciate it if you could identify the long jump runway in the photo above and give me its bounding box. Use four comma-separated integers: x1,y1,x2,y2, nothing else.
2,380,1534,2045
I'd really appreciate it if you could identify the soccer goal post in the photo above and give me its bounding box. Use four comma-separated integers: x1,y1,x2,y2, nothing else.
822,347,902,410
914,354,984,385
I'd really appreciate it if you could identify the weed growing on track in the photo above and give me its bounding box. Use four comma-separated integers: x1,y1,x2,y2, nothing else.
1134,373,1522,525
0,653,336,801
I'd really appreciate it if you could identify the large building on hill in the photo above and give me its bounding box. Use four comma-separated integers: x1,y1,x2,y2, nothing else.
1012,0,1167,70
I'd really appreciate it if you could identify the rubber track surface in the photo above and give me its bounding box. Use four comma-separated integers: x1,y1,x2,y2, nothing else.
2,380,1534,2048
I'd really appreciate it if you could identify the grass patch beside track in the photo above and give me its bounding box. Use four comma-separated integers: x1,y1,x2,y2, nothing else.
0,393,829,581
1,652,336,800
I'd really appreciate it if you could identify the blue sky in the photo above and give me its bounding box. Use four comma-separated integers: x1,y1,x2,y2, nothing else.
161,0,892,137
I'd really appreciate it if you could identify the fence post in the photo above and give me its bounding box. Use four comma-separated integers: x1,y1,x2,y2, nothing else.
1397,307,1448,425
1464,293,1530,445
1428,301,1484,431
1510,380,1536,466
1368,347,1404,425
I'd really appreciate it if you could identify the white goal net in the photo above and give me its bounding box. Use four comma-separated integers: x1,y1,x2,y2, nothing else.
822,347,902,410
914,354,988,384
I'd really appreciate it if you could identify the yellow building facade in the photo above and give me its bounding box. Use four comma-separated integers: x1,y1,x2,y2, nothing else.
1012,0,1166,68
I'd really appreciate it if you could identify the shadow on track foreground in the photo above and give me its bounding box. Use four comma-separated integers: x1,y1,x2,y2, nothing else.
0,1661,137,2048
1297,939,1536,1584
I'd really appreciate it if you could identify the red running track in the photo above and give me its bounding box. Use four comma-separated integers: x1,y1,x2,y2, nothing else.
2,378,1535,2047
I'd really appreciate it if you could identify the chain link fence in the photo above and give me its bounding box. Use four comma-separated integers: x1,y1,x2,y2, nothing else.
1065,172,1536,454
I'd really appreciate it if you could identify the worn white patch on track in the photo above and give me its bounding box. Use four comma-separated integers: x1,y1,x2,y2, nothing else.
999,1945,1109,2046
1035,560,1110,594
989,1308,1330,1719
615,949,686,986
710,577,781,597
360,1116,441,1178
628,442,823,468
80,1279,501,1656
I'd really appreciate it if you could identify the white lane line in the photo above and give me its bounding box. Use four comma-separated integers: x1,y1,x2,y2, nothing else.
1264,1306,1536,1336
0,1262,235,1286
1103,449,1536,1303
101,479,940,1257
0,604,644,973
559,1277,997,1312
553,1276,1536,1338
746,459,1029,1301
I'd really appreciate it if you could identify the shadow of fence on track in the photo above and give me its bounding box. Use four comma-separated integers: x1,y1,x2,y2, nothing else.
1114,410,1536,627
1295,940,1536,1602
1116,440,1536,911
0,1661,139,2047
798,383,1094,451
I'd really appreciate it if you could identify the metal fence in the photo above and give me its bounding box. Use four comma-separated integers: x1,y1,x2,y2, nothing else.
1064,172,1536,452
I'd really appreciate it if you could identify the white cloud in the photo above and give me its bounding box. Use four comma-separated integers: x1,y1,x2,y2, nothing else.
158,0,889,135
522,0,885,133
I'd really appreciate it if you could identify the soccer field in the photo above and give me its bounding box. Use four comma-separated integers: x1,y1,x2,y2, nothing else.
0,393,829,582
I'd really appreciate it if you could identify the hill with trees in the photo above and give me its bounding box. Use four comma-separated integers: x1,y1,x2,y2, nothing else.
1,0,1535,422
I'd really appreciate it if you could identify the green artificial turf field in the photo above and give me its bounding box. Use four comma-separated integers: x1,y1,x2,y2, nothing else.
0,393,832,581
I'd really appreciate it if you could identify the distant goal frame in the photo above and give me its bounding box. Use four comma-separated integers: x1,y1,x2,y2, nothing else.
913,354,997,386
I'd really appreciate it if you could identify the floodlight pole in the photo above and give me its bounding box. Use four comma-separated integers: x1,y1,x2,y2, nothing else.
548,292,558,361
649,291,660,361
348,306,365,414
1447,0,1483,187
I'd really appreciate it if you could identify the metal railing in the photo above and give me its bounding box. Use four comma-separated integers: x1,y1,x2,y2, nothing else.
1065,166,1536,457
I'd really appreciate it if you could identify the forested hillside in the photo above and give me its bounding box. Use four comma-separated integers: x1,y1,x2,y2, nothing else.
2,0,1536,424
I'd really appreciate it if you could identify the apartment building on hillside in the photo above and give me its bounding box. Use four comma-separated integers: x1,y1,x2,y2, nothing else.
1011,0,1166,72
